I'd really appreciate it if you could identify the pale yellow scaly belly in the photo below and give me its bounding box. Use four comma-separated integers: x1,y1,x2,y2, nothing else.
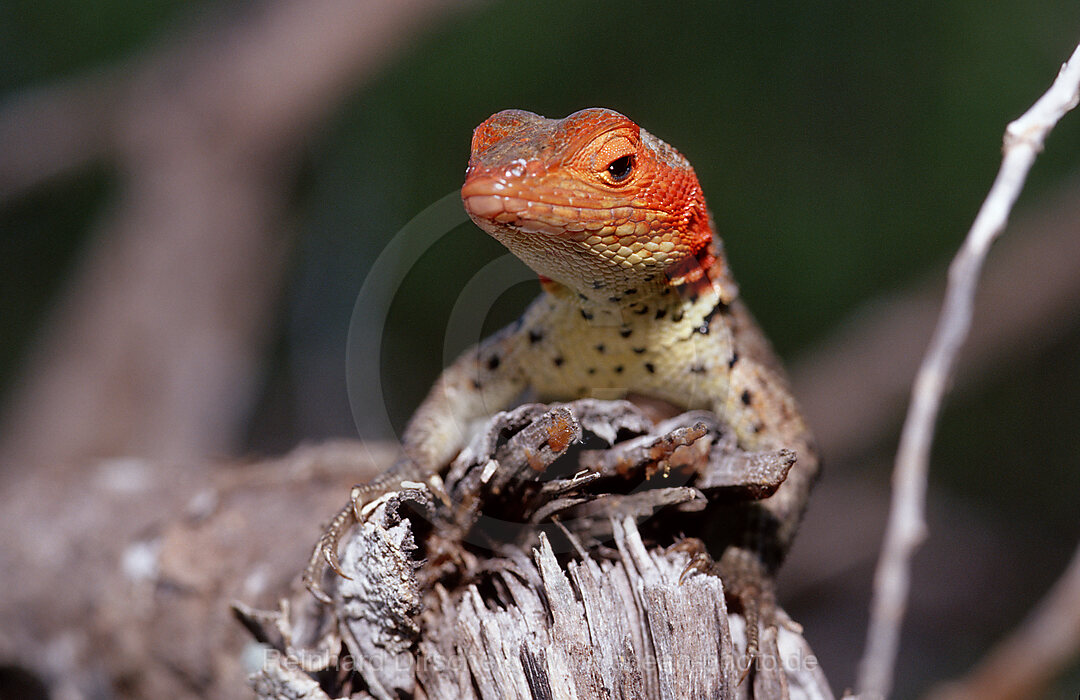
519,292,733,411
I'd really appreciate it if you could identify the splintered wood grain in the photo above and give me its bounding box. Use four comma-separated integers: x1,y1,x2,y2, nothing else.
413,523,739,700
239,401,835,699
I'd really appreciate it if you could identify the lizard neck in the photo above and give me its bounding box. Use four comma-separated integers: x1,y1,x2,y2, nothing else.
538,238,740,322
539,243,740,328
541,277,685,327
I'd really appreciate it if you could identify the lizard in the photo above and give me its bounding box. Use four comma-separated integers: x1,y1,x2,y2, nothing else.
305,107,820,674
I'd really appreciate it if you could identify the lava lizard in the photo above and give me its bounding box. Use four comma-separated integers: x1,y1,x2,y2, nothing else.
305,107,820,672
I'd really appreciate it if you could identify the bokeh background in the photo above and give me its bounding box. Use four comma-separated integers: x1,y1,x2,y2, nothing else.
2,1,1080,698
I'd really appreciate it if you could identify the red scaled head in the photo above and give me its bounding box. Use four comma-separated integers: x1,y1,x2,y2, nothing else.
461,108,716,298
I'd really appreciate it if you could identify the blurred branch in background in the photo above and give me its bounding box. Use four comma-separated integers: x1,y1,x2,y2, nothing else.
780,171,1080,607
856,43,1080,699
0,439,395,699
792,170,1080,465
0,0,464,476
925,544,1080,700
0,72,120,199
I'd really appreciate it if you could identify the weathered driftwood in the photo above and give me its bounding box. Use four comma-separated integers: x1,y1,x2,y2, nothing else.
238,399,833,699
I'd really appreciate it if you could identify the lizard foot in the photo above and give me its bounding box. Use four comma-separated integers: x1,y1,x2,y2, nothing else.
669,536,709,573
303,484,380,604
676,541,776,686
303,472,446,603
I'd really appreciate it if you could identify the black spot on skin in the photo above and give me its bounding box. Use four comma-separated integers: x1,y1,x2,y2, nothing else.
661,288,671,296
529,329,544,344
625,288,637,295
608,296,621,303
578,293,588,301
632,347,646,354
619,327,632,338
581,309,594,321
645,362,656,373
471,379,482,389
689,293,699,304
587,368,596,375
741,390,752,406
554,356,565,367
728,352,739,369
487,355,500,371
595,344,606,353
591,280,604,289
752,423,763,434
633,305,649,315
691,364,707,374
673,311,684,323
655,308,667,320
614,365,624,374
644,275,655,282
697,300,727,336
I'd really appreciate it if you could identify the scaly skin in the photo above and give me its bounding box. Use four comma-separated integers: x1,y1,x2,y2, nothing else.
306,108,819,673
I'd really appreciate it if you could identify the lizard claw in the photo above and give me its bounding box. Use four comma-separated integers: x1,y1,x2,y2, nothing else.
303,494,362,604
319,532,351,580
669,536,707,557
736,650,754,686
678,551,713,585
303,545,336,605
348,485,366,522
304,471,435,603
304,477,430,603
672,537,713,585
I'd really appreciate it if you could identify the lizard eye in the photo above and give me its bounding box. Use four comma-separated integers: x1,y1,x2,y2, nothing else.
606,154,634,182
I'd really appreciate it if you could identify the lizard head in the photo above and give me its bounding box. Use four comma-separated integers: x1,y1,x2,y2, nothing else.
462,108,722,300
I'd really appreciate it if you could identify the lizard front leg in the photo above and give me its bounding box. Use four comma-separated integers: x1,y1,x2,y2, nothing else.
682,303,820,683
304,324,529,602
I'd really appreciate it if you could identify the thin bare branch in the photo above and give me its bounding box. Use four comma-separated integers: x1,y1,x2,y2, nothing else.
856,41,1080,699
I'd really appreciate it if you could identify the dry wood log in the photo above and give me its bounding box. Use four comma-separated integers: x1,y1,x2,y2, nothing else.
238,400,834,699
0,398,830,698
0,440,388,699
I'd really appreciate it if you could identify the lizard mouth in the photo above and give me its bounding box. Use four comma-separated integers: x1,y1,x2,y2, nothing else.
462,193,566,236
460,185,534,223
461,175,640,238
